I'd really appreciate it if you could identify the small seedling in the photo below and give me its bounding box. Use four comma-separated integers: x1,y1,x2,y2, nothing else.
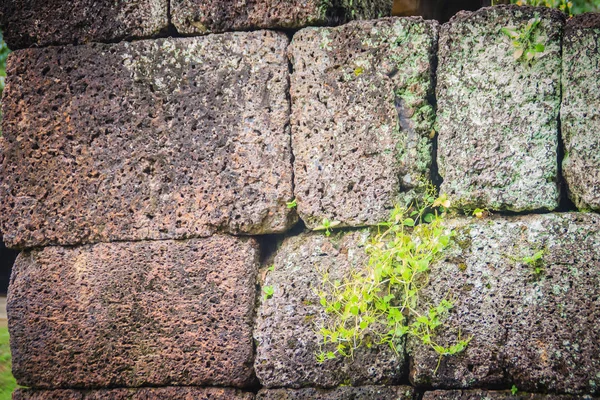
263,285,275,300
501,15,546,62
267,265,275,272
286,198,297,209
511,385,519,395
313,218,341,236
522,249,544,276
472,208,490,219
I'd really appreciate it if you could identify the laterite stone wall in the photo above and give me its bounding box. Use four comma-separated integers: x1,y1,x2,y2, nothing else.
1,1,599,399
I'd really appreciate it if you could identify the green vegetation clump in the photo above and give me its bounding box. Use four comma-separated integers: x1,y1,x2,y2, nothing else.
507,0,600,15
501,15,547,62
0,327,16,400
315,185,470,365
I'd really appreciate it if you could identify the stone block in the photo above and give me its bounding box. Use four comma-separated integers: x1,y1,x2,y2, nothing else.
561,14,600,211
171,0,393,35
410,213,600,394
0,0,168,49
8,235,259,388
13,387,255,400
289,18,439,229
257,386,416,399
254,231,406,388
436,6,564,211
0,31,295,249
422,390,597,400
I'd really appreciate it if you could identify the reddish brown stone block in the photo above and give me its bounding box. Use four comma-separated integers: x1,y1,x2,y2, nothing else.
13,387,255,400
8,236,259,388
0,31,295,249
0,0,168,49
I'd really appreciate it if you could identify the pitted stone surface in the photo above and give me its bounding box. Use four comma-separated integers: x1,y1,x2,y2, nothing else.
410,213,600,394
561,14,600,211
257,386,416,399
171,0,393,35
0,0,168,49
436,6,563,211
254,231,406,388
289,18,439,229
422,390,598,400
13,388,255,400
8,236,259,388
0,32,295,249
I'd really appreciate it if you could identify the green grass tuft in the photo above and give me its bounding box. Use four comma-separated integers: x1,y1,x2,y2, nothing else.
0,327,16,399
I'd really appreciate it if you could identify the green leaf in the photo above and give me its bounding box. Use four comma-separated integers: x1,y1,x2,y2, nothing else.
263,285,275,299
403,218,415,227
286,198,297,208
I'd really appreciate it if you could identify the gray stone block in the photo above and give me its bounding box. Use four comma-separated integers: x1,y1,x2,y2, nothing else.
13,388,255,400
561,14,600,211
410,213,600,394
422,390,597,399
289,18,439,229
171,0,393,35
257,386,416,399
0,0,168,49
436,6,564,211
8,235,259,388
254,231,407,388
0,32,295,249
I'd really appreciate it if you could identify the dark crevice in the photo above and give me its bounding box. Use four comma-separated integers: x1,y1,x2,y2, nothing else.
429,27,443,192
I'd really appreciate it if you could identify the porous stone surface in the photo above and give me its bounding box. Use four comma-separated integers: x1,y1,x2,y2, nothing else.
13,387,255,400
0,32,295,249
257,386,416,399
171,0,393,35
436,6,564,211
0,0,168,49
8,235,259,388
422,390,598,399
254,231,407,388
561,14,600,211
289,18,439,229
410,213,600,394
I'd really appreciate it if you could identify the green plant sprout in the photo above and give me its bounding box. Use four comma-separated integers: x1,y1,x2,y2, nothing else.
472,208,490,219
522,249,545,277
263,285,275,300
314,218,341,237
315,185,471,369
286,198,297,209
501,15,546,62
511,385,519,395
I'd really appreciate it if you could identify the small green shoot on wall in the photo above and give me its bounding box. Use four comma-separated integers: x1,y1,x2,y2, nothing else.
522,249,545,277
501,15,546,62
314,218,341,237
286,198,297,209
263,285,275,300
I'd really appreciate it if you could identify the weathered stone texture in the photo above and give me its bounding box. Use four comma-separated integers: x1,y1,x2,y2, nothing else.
289,18,439,229
13,387,255,400
422,390,598,399
561,14,600,211
254,231,406,388
257,386,416,399
437,6,563,211
8,235,259,388
410,213,600,394
171,0,393,35
0,32,295,249
0,0,168,49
